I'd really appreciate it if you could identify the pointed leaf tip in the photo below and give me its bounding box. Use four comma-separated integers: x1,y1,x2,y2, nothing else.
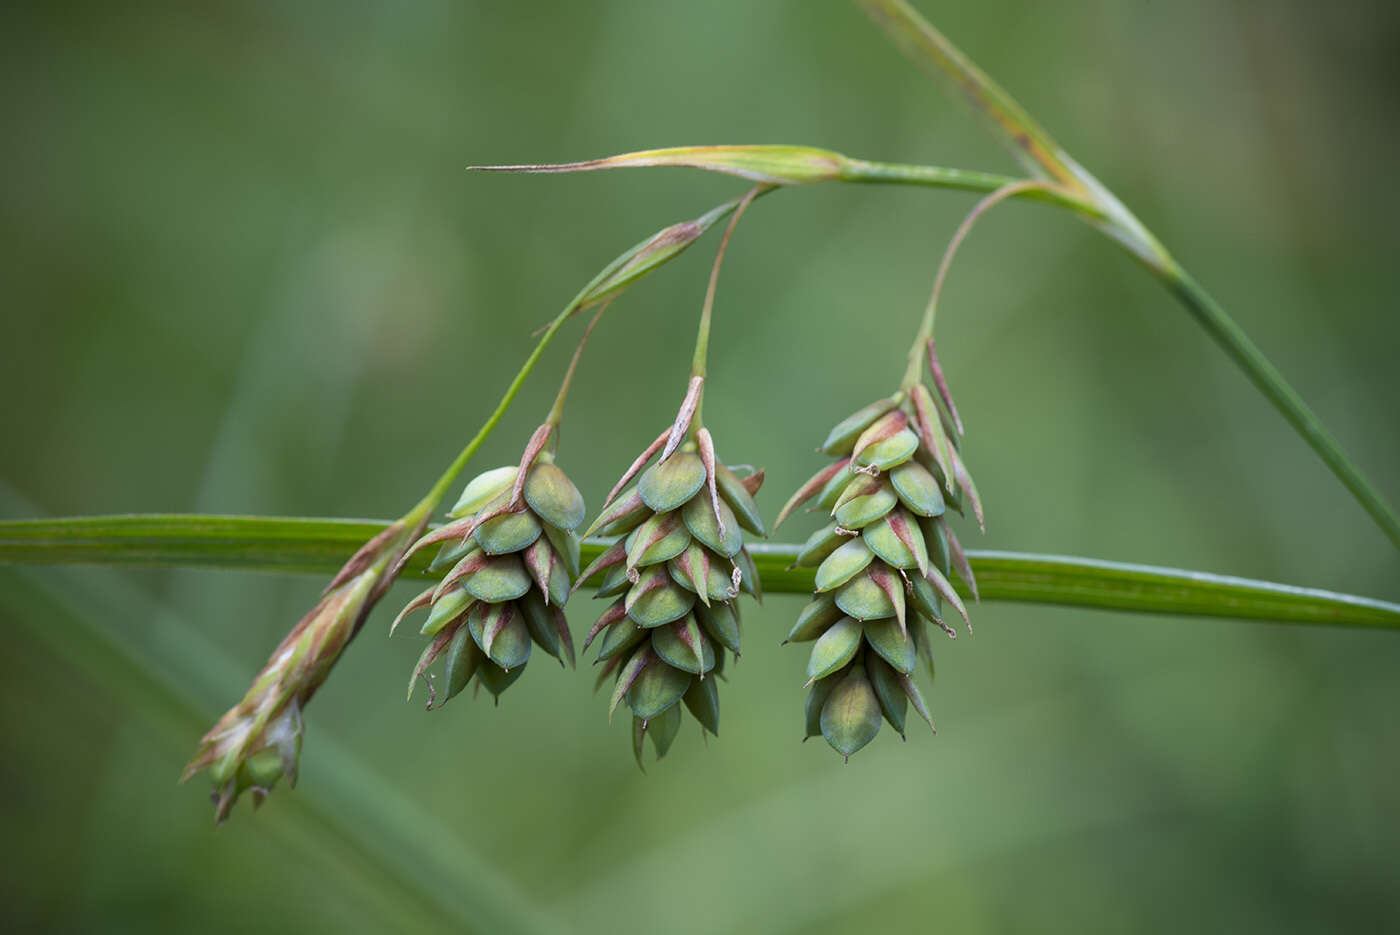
471,144,847,186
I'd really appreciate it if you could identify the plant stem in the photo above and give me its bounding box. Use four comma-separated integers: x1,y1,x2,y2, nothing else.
839,158,1102,217
901,179,1051,389
689,184,766,428
544,301,610,433
1148,258,1400,551
414,287,597,514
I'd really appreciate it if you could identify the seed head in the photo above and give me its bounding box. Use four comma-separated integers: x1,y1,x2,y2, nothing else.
394,424,584,707
580,379,765,766
778,341,979,759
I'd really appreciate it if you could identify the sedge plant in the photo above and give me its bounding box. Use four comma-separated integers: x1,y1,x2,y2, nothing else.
0,0,1397,820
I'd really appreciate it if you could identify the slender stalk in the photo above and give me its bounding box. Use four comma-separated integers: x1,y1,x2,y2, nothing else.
902,179,1051,388
544,301,610,431
415,290,593,512
1150,259,1400,551
839,158,1101,217
689,184,766,428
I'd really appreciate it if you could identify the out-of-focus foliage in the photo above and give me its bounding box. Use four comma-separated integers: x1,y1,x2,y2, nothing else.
1,0,1397,931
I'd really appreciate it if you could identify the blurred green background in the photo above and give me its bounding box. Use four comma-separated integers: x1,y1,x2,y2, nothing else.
2,0,1398,932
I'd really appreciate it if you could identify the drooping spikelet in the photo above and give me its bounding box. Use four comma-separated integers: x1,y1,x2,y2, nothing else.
776,339,980,760
580,377,765,765
394,423,584,706
184,516,425,822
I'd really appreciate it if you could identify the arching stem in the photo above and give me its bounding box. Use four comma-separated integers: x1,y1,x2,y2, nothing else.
545,300,611,435
688,184,768,431
902,180,1053,390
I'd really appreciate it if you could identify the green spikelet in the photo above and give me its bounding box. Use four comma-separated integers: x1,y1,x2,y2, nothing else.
776,342,980,759
395,424,582,708
586,381,764,765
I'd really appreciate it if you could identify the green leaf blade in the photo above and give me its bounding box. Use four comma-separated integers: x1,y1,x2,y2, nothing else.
2,515,1396,631
960,550,1400,630
0,513,385,574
